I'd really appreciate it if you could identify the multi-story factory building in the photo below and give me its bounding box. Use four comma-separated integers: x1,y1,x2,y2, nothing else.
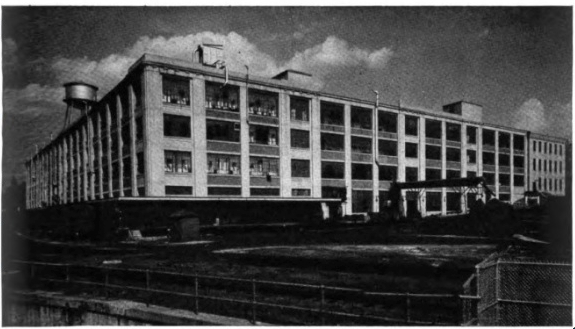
25,46,569,225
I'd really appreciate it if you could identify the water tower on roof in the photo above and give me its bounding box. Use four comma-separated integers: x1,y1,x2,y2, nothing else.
62,81,98,129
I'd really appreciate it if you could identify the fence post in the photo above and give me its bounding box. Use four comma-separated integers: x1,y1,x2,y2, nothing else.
320,284,325,325
405,292,411,324
251,279,257,324
194,275,199,315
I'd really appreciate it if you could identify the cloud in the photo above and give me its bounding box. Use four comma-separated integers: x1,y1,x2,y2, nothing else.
514,98,547,132
285,36,393,74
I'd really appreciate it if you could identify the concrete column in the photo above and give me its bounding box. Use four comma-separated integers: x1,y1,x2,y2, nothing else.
239,85,250,197
397,113,406,216
441,121,447,215
460,123,468,213
477,128,483,176
75,130,81,202
310,97,322,198
419,117,426,216
495,131,499,198
105,104,113,198
143,67,164,196
344,103,352,215
372,107,379,213
89,116,96,200
95,111,103,199
82,125,89,201
116,95,124,197
192,78,207,196
279,92,291,197
510,134,514,202
129,85,138,197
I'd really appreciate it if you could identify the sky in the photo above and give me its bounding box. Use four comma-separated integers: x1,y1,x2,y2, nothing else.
2,7,573,186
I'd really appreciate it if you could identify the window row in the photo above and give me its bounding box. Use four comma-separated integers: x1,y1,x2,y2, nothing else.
535,177,564,193
533,140,563,156
532,159,563,174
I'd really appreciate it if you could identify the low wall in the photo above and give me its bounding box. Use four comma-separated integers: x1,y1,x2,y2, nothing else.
4,290,267,326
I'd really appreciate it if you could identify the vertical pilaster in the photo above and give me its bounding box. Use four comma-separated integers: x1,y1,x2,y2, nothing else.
63,138,68,204
279,92,291,197
477,128,484,200
419,117,426,216
105,104,113,198
397,113,406,216
460,123,468,213
116,95,124,197
129,85,138,197
372,107,379,213
75,130,81,202
495,131,499,198
192,78,207,196
240,85,250,197
310,97,322,198
88,116,95,200
344,103,352,215
95,111,103,199
510,134,514,202
441,121,447,215
82,125,89,201
143,67,164,196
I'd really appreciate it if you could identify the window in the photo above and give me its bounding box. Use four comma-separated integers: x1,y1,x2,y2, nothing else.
321,133,344,151
137,152,144,175
447,170,460,179
351,107,372,129
379,140,397,156
378,112,397,133
206,120,240,142
208,187,241,196
560,162,562,173
538,141,541,152
251,188,280,196
291,159,310,178
544,160,547,172
467,171,477,178
446,148,460,162
405,143,418,158
499,174,510,186
498,132,510,149
290,97,310,121
467,150,476,164
532,141,536,151
351,136,372,154
205,81,239,111
483,129,495,146
514,156,524,168
292,189,311,197
320,101,344,126
135,117,143,141
446,123,461,142
426,192,441,212
165,186,192,195
250,125,278,146
555,144,558,155
249,89,279,117
484,173,495,185
499,154,510,167
406,167,418,182
249,157,279,176
162,76,190,105
405,115,419,136
538,159,541,171
165,151,192,173
467,126,477,144
379,165,397,181
532,159,536,171
322,187,346,199
544,143,547,154
164,114,191,138
426,145,441,160
483,152,495,165
291,129,310,149
352,190,372,213
426,168,441,180
207,154,240,175
560,145,563,155
425,119,442,139
554,161,558,173
513,135,524,150
446,192,460,212
514,175,524,187
352,163,372,180
322,161,344,179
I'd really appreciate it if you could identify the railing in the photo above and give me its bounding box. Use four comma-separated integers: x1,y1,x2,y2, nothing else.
11,260,476,326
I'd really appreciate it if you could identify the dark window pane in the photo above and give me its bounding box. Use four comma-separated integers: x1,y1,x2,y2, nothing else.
351,107,372,129
250,125,278,145
249,157,279,176
446,148,460,162
406,167,418,182
248,89,279,117
379,165,397,181
291,129,310,149
352,136,372,154
205,81,240,111
291,159,310,178
405,116,418,136
320,101,344,126
379,140,397,156
425,119,442,139
378,112,397,133
290,97,310,121
446,123,461,142
352,163,372,180
405,143,418,158
165,186,193,195
426,145,441,160
164,114,191,137
251,188,280,196
321,133,344,151
162,76,190,105
207,119,240,142
321,161,345,179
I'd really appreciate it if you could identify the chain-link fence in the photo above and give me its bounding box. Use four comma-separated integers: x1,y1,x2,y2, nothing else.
470,257,572,326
